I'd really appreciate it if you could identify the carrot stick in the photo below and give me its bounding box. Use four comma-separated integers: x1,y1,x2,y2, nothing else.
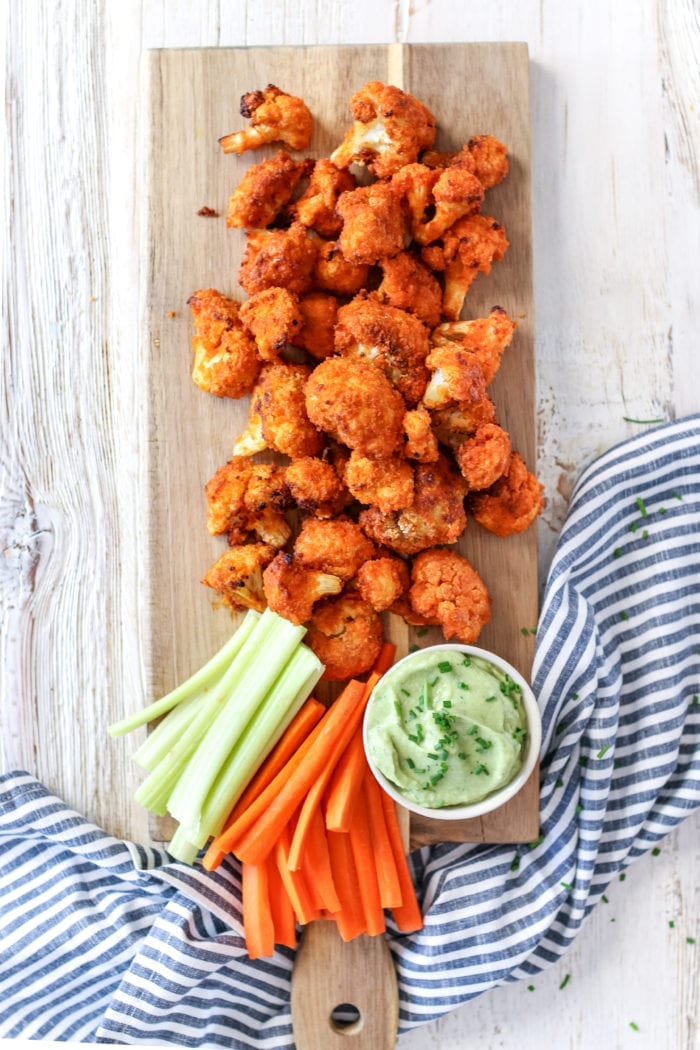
202,697,324,871
241,862,275,959
206,701,334,859
299,805,341,914
326,829,366,941
379,789,423,933
324,731,368,833
233,678,369,866
274,825,321,926
265,852,297,950
371,642,397,677
347,780,386,936
287,672,380,870
362,769,403,910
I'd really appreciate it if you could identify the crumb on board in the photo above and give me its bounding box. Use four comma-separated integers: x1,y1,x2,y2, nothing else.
197,206,219,217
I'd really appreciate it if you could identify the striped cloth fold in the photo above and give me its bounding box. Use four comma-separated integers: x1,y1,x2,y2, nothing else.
2,415,699,1046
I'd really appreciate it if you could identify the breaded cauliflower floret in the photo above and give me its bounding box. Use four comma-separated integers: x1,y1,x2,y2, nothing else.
430,398,497,449
285,455,350,518
376,252,443,330
312,238,370,296
188,289,261,399
422,345,488,411
238,362,324,460
344,450,414,513
422,214,509,321
219,84,313,155
239,286,304,362
305,357,406,459
294,292,339,360
262,552,343,625
408,548,491,644
336,182,407,266
306,595,384,681
359,454,468,557
294,515,376,580
403,406,440,462
422,134,509,191
239,222,318,297
392,163,485,246
355,555,410,613
330,81,436,178
333,294,430,406
431,306,517,385
226,151,312,229
470,451,544,537
202,543,276,613
289,158,356,238
455,422,512,491
204,458,291,547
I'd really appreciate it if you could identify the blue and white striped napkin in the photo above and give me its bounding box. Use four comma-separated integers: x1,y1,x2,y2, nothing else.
2,415,699,1046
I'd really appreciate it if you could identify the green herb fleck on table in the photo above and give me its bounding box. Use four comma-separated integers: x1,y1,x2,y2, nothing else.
597,744,610,758
629,1021,640,1032
559,974,571,990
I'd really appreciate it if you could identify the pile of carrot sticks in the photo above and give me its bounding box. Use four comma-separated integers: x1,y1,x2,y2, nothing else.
202,643,423,958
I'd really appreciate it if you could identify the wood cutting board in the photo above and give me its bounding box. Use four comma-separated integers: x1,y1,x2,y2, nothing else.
144,42,538,1050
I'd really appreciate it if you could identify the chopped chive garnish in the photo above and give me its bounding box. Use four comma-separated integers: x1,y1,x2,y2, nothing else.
468,725,478,736
400,688,411,697
458,751,467,760
668,920,675,928
629,1021,640,1032
394,700,403,718
601,894,609,903
437,661,452,673
619,873,626,881
623,416,664,424
613,547,623,558
475,736,492,751
510,854,520,872
529,832,544,848
409,644,420,653
597,744,610,758
559,974,570,990
555,777,564,787
673,491,683,500
620,611,629,621
473,763,489,775
652,846,661,856
459,682,470,691
556,721,566,734
687,937,696,944
635,496,649,517
484,694,497,702
416,627,429,637
406,758,415,769
527,984,535,991
443,699,452,708
462,656,471,666
427,752,439,760
561,881,573,891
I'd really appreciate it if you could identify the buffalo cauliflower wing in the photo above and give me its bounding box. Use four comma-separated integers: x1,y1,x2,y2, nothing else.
304,357,406,459
204,458,292,548
202,542,276,613
403,406,440,462
431,306,517,385
421,134,509,191
237,362,324,460
285,455,350,518
239,286,304,362
312,238,370,296
422,214,509,321
294,292,339,360
359,454,468,557
262,551,343,625
355,555,410,613
336,182,407,266
344,450,415,513
408,547,491,644
333,294,430,406
455,422,512,490
422,344,488,411
430,398,498,449
238,222,319,297
226,151,312,229
376,252,443,330
392,162,485,246
330,81,436,178
470,451,544,537
188,289,261,399
219,84,313,155
293,515,376,580
289,158,356,238
305,595,384,681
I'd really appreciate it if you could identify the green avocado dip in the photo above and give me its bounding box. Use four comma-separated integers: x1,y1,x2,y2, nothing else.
365,650,529,809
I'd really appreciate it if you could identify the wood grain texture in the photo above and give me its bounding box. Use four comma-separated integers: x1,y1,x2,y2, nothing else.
3,3,699,1049
145,41,539,849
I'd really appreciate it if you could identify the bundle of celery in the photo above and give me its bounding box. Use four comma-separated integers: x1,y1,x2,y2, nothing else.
109,609,324,863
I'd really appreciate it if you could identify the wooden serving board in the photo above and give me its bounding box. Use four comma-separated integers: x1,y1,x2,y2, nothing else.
144,42,538,1049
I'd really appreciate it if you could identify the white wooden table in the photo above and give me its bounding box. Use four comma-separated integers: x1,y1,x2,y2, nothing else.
3,2,698,1048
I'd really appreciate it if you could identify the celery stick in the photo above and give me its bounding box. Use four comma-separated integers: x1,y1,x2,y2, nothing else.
108,610,259,737
132,692,202,772
187,645,323,848
167,824,201,866
132,612,278,813
166,609,306,833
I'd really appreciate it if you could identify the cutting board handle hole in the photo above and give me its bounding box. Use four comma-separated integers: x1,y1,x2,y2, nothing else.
330,1002,363,1035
